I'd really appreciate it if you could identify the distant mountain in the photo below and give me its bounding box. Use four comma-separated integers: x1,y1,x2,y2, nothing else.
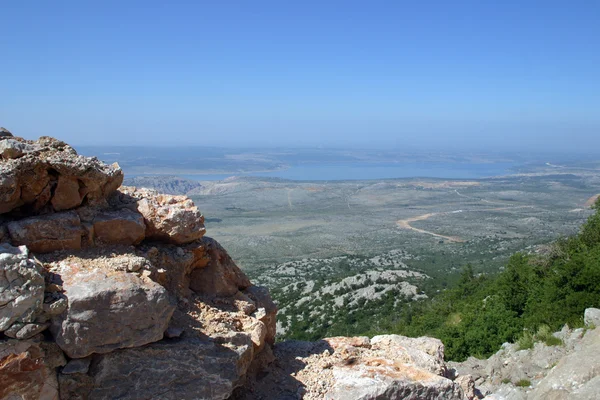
123,175,202,195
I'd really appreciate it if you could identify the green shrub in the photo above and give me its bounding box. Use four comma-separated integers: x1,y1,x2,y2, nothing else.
535,325,563,347
517,331,534,350
515,379,531,387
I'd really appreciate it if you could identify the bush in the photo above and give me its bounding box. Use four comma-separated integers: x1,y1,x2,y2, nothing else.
517,331,534,350
515,379,531,387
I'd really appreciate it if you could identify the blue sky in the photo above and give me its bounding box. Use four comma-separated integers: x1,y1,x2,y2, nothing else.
1,1,599,150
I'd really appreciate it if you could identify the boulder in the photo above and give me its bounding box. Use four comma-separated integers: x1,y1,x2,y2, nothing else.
92,209,146,245
234,335,463,400
65,336,254,400
370,334,447,376
7,211,82,253
324,360,463,400
0,244,45,332
50,260,175,358
584,308,600,327
120,187,206,244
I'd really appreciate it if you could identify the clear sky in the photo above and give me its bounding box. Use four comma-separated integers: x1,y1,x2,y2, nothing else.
2,1,599,151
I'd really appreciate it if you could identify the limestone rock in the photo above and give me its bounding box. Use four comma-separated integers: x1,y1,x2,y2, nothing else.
50,260,175,358
244,285,278,345
92,209,146,245
0,135,123,215
528,327,600,400
189,237,251,297
584,307,600,327
120,187,206,244
7,211,82,253
370,334,447,376
235,335,463,400
0,138,36,159
325,360,463,400
0,244,45,332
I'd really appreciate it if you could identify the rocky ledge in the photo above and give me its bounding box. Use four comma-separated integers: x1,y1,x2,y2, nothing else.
0,132,275,400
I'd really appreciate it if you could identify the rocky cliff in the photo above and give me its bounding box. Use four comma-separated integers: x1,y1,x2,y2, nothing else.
0,133,275,400
1,130,598,400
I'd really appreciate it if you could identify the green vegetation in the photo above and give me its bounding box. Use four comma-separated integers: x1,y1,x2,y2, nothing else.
515,379,531,388
394,199,600,361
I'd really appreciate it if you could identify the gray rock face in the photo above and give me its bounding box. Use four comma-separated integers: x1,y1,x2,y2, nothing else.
7,211,82,253
76,336,253,400
528,328,600,400
50,262,175,358
325,363,463,400
0,244,45,332
584,307,600,327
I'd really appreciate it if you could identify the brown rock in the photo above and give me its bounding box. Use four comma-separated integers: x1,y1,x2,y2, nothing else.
51,175,82,211
0,134,123,215
120,187,206,244
50,260,175,358
7,211,82,253
189,237,251,297
92,209,146,245
0,339,66,400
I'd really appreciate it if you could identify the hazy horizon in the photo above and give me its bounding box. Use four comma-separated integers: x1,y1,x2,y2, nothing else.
2,1,599,152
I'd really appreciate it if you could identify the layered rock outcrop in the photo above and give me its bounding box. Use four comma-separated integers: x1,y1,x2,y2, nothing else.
0,132,276,400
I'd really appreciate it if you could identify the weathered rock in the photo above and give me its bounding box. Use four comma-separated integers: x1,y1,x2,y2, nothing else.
4,322,50,340
0,138,36,159
0,244,45,332
324,360,463,400
370,334,447,376
92,209,146,245
81,336,254,400
51,176,83,211
61,357,92,375
0,339,66,400
0,135,123,215
50,260,175,358
190,237,251,297
120,187,206,244
0,127,13,137
244,285,277,345
529,328,600,400
235,335,463,400
7,211,82,253
455,375,477,400
584,307,600,327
